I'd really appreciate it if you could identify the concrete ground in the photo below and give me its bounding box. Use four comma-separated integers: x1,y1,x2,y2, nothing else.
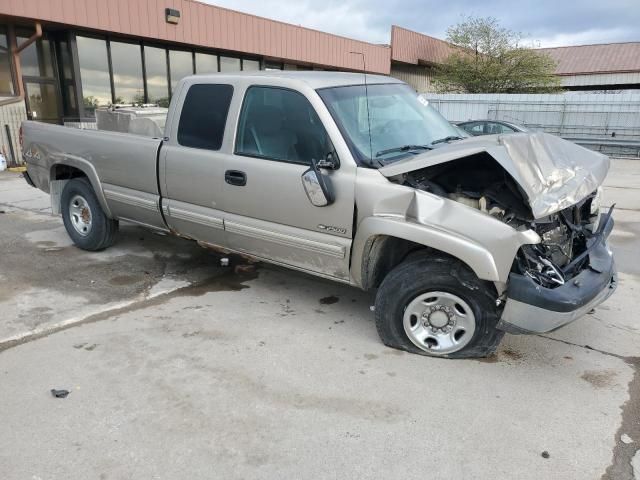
0,160,639,480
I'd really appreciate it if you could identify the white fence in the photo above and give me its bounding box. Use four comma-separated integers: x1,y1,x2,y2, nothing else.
426,93,640,156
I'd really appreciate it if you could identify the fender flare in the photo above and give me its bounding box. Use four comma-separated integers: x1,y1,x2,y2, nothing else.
49,156,113,218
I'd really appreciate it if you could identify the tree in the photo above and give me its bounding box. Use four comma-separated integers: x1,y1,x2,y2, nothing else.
433,16,561,93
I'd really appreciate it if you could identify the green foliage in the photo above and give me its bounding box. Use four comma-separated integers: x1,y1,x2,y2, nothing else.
83,96,100,109
433,16,561,93
132,93,146,105
155,97,170,108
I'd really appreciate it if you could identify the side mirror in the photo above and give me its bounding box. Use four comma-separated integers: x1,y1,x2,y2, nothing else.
301,158,334,207
315,150,339,170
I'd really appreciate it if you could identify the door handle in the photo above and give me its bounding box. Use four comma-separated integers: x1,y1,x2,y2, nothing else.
225,170,247,186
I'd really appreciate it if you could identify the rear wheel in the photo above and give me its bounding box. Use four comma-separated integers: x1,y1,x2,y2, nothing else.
61,178,118,251
375,254,504,359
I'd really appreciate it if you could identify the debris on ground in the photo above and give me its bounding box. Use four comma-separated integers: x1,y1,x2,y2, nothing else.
234,264,255,274
220,257,230,267
541,451,550,459
50,389,70,398
621,434,634,444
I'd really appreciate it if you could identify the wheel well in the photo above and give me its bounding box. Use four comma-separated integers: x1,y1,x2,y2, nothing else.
360,235,472,291
51,164,88,181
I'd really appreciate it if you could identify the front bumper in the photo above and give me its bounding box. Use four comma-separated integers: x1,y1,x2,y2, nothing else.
497,216,617,334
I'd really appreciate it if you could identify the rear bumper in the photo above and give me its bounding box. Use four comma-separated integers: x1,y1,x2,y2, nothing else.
497,216,617,334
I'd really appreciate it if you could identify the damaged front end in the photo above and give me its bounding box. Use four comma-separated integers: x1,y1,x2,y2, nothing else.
500,218,617,334
380,132,617,334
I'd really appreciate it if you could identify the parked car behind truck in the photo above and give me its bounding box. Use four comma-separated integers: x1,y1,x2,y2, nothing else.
457,119,529,136
21,72,617,359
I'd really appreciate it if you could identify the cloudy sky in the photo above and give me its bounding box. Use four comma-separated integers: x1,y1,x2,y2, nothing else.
204,0,639,47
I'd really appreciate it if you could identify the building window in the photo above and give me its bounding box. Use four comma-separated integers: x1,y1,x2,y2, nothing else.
23,82,60,122
17,32,55,78
110,41,144,104
220,56,241,72
177,84,234,150
169,50,193,93
144,46,169,107
263,60,283,71
57,39,79,118
195,53,218,74
0,27,14,95
242,59,260,71
58,40,74,81
76,36,112,111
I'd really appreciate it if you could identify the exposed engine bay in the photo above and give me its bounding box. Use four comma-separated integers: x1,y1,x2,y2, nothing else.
396,153,604,289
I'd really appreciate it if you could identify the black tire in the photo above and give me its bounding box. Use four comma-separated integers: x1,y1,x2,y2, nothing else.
375,254,504,359
61,177,118,251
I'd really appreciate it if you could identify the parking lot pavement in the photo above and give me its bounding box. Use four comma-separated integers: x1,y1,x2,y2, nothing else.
0,162,639,480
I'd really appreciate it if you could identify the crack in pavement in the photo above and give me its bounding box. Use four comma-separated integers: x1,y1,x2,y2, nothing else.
0,265,258,354
536,333,627,360
602,357,640,480
536,334,640,480
0,282,189,354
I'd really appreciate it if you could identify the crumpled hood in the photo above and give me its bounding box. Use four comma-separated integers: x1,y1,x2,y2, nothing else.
378,132,610,219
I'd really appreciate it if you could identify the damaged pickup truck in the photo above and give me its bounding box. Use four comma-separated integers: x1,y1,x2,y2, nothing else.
20,72,617,358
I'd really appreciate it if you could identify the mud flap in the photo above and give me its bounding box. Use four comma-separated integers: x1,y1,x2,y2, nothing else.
50,179,69,215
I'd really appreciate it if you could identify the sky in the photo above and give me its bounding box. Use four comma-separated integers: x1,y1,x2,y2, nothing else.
203,0,640,48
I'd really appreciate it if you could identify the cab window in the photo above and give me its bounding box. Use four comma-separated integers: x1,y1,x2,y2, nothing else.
177,84,233,150
235,86,333,165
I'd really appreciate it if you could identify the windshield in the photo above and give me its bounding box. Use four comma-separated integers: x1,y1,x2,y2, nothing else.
318,83,460,167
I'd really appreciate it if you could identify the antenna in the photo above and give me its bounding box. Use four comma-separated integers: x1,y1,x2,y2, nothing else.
349,51,373,164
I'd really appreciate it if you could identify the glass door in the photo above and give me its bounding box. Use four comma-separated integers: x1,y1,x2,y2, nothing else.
18,31,63,124
23,82,61,123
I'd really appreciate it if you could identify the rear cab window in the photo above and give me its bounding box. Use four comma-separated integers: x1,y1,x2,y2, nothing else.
177,84,234,150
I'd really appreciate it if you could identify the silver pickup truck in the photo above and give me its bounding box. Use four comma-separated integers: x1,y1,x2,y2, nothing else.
21,72,617,359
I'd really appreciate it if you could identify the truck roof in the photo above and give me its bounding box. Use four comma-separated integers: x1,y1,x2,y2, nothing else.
181,71,403,89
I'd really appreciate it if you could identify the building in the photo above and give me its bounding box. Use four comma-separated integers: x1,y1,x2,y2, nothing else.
0,0,390,126
388,27,640,94
537,43,640,91
388,25,458,93
0,0,638,165
0,0,394,165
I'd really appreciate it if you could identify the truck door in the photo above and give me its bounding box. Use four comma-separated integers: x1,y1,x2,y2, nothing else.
159,83,233,247
222,85,356,281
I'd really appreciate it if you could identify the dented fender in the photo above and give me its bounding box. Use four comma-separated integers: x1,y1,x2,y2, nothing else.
351,168,540,288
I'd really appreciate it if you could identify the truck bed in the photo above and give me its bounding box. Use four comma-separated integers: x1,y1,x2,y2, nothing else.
22,121,166,230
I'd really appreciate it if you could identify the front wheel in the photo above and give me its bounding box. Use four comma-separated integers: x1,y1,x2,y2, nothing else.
375,254,504,359
61,178,118,251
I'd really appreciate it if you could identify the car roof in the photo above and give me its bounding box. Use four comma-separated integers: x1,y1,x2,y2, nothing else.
182,71,404,90
458,119,520,127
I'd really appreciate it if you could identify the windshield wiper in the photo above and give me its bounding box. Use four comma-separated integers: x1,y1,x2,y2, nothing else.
430,135,463,145
375,144,432,158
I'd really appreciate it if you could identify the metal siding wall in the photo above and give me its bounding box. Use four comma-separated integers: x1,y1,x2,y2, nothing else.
560,72,640,87
390,64,436,92
426,93,640,142
390,25,456,65
0,0,391,73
